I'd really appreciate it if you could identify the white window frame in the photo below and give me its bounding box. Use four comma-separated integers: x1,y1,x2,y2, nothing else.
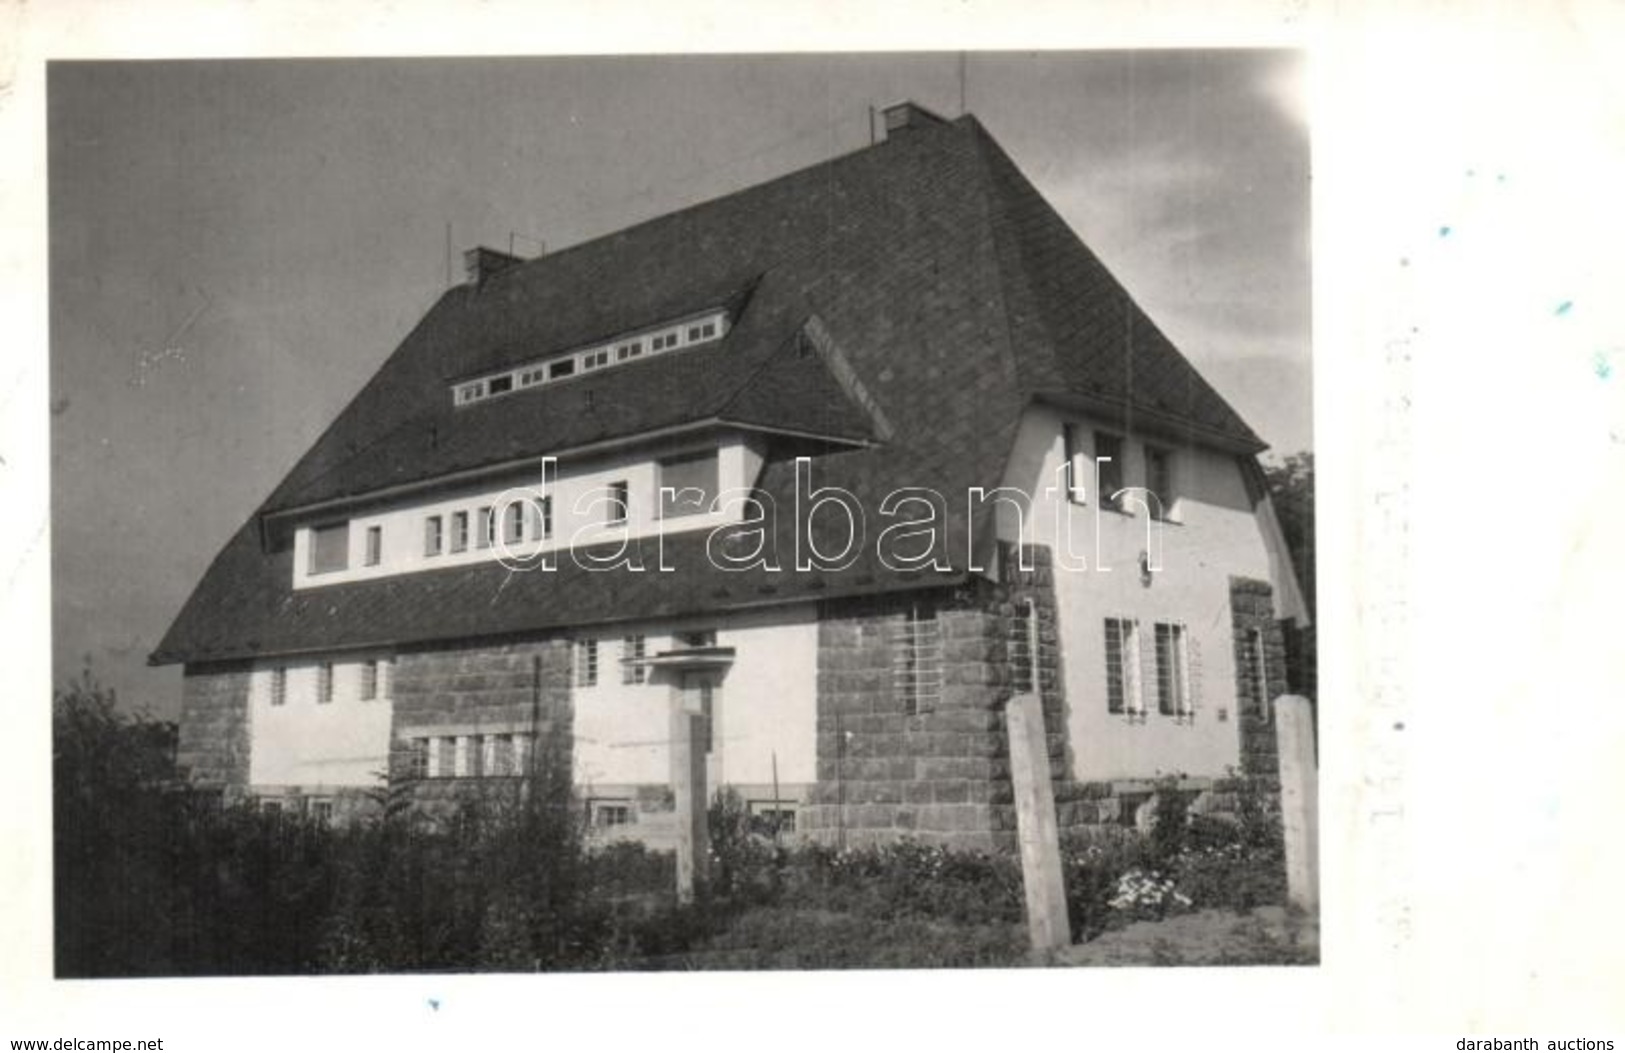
577,639,598,687
1104,617,1144,719
1153,621,1194,722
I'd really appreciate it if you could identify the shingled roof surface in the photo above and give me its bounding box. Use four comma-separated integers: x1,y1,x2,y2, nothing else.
152,113,1263,666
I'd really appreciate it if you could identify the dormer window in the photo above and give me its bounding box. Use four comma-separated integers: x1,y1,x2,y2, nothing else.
309,522,349,575
659,452,719,518
450,308,730,407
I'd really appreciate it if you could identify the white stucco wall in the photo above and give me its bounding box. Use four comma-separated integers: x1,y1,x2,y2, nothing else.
247,653,395,788
571,604,819,793
998,404,1281,781
292,433,763,590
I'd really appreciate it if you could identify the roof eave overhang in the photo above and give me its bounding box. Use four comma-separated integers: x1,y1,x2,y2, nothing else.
1031,390,1268,456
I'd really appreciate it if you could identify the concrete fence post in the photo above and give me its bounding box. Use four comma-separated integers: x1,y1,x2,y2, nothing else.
1005,691,1071,952
671,698,708,904
1273,694,1319,911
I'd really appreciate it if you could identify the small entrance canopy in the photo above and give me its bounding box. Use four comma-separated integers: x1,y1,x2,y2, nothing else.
639,645,737,673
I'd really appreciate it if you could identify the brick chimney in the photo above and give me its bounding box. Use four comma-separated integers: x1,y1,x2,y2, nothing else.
882,100,949,138
463,246,524,287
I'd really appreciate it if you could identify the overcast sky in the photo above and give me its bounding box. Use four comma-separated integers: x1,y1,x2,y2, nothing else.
48,51,1310,717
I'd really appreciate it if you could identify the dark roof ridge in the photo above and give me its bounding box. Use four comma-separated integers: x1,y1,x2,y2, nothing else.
455,117,968,298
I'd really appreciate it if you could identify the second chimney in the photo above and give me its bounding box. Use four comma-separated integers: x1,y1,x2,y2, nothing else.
882,100,949,138
463,246,524,287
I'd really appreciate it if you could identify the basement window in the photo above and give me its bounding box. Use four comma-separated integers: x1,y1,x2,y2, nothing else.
308,522,349,575
891,605,942,717
591,800,634,828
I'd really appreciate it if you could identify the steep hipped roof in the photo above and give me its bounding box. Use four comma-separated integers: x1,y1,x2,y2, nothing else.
152,112,1264,666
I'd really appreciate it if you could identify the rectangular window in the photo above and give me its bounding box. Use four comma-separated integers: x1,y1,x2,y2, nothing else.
1249,627,1271,723
491,734,514,777
749,801,797,836
1063,424,1086,504
549,358,575,380
592,800,634,828
616,341,642,361
607,481,629,525
360,659,379,701
892,605,943,716
270,667,287,707
577,639,598,687
364,525,382,566
1145,445,1175,519
450,511,469,553
676,628,717,648
1104,617,1143,716
487,375,513,395
309,522,349,575
409,738,429,779
621,635,647,685
1154,622,1191,719
379,658,393,699
424,515,443,556
309,799,334,824
537,496,552,540
505,502,524,544
477,506,493,549
434,737,456,779
659,452,719,518
317,661,334,705
1095,432,1124,509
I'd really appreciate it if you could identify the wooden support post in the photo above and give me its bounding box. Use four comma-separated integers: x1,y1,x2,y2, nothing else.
1005,691,1070,952
1274,694,1319,911
671,693,709,904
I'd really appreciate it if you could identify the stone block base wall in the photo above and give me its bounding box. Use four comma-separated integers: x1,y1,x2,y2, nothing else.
175,662,253,791
800,544,1063,852
1229,577,1291,778
388,636,575,823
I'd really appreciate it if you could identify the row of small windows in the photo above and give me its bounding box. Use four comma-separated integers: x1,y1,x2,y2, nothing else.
1061,426,1177,517
454,311,727,407
406,732,535,779
267,658,393,707
308,454,719,577
586,797,797,834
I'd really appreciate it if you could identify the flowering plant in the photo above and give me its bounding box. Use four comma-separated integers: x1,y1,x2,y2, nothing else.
1108,867,1192,921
